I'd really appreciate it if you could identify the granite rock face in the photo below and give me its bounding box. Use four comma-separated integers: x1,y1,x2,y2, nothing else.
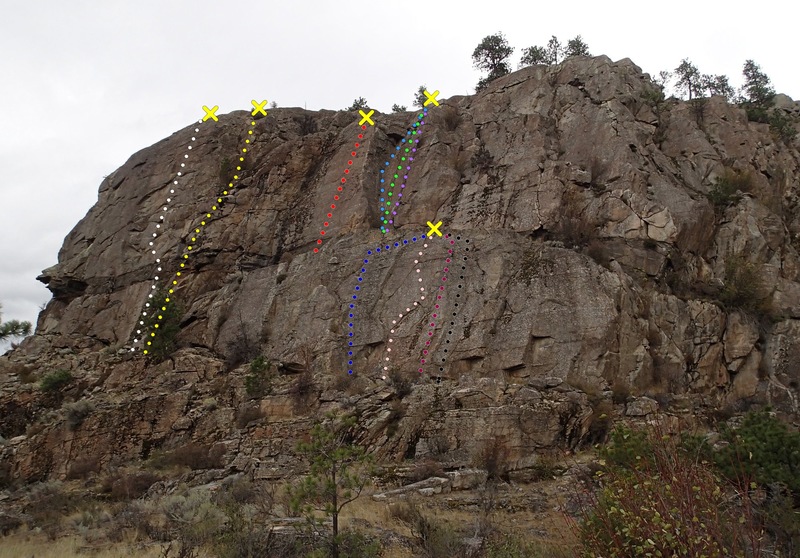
2,55,800,483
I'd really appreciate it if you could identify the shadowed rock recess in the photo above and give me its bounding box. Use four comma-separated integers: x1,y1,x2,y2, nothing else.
2,55,800,482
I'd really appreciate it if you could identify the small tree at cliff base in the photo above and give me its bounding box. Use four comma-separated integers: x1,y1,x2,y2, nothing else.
288,413,372,558
142,287,183,363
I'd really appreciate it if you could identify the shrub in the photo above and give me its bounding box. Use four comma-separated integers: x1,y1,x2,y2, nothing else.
40,369,73,392
769,110,798,143
440,106,462,131
707,168,752,208
485,531,573,558
715,408,800,500
585,239,610,268
473,437,510,481
245,356,273,398
219,157,233,185
236,404,266,429
158,489,227,555
172,442,226,470
151,442,226,470
295,115,317,136
142,287,183,363
579,424,766,557
472,144,494,171
289,370,315,409
555,189,598,248
391,500,467,557
102,471,162,500
336,530,381,558
719,254,771,316
66,456,101,479
388,368,414,398
526,455,562,482
409,458,445,482
25,481,79,539
598,424,654,470
0,459,12,489
427,433,450,458
585,399,613,445
347,97,368,111
63,399,94,430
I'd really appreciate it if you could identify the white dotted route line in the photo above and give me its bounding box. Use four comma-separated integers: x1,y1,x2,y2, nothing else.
382,244,429,378
131,124,201,350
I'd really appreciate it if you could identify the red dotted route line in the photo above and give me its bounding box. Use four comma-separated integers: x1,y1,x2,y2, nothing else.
313,124,368,253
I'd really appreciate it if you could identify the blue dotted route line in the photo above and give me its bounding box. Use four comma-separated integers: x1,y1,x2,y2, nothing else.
379,108,428,233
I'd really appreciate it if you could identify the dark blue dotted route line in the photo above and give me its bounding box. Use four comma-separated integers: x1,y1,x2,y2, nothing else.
345,233,464,379
347,233,427,375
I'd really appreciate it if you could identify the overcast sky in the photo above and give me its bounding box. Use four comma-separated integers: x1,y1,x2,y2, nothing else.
1,0,798,345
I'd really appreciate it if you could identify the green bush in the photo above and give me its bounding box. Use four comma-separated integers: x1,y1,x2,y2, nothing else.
244,356,273,398
142,288,183,363
390,501,467,557
40,370,73,392
347,97,368,111
715,408,800,499
769,110,798,143
707,168,752,208
582,425,765,557
598,424,653,470
63,399,94,430
0,460,12,490
718,254,771,316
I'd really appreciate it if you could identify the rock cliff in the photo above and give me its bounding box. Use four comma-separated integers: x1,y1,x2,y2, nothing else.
2,55,799,483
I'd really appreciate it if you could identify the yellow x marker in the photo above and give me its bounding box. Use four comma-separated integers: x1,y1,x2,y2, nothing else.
358,109,375,126
202,105,219,122
427,220,443,237
251,99,268,116
423,89,440,107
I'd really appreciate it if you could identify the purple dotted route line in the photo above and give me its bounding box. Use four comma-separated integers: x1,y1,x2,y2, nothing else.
379,108,428,233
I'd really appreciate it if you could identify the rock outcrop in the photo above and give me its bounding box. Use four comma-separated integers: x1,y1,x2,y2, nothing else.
2,55,799,483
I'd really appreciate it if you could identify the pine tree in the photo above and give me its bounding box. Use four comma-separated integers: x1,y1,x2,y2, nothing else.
545,35,563,64
564,35,591,58
288,413,372,558
674,59,702,100
346,97,368,111
519,45,547,68
472,32,513,91
0,303,32,342
741,60,776,122
414,85,427,108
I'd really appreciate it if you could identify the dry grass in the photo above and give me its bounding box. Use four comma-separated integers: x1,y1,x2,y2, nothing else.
0,531,164,557
339,481,579,555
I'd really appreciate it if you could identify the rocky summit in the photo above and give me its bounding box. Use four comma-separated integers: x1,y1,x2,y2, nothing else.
2,54,799,488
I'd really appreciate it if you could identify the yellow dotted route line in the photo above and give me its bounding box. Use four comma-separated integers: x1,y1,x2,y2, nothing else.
135,115,260,355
